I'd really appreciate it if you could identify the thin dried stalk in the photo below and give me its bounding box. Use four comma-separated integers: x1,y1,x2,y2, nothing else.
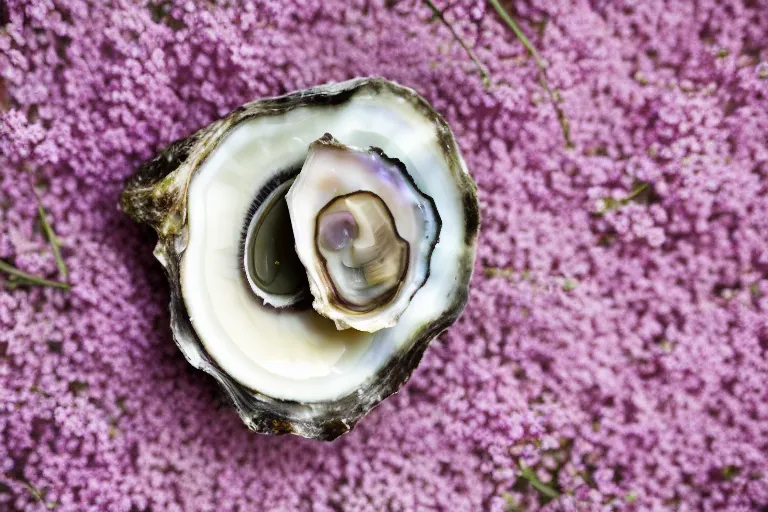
489,0,573,148
36,196,69,279
424,0,491,88
0,260,71,290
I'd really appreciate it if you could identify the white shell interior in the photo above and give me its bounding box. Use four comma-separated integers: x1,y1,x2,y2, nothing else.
182,85,470,402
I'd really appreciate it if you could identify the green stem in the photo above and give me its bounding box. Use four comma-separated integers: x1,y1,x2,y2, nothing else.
519,461,561,499
36,199,69,279
0,260,71,290
622,182,649,203
488,0,573,148
424,0,491,88
21,479,59,509
596,181,652,215
488,0,546,68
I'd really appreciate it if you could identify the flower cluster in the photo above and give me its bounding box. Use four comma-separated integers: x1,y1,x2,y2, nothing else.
1,0,766,510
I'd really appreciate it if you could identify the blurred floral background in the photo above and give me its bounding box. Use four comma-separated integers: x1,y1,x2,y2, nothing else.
1,0,767,510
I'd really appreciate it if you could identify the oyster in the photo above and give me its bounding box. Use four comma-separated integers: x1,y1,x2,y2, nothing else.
120,78,479,440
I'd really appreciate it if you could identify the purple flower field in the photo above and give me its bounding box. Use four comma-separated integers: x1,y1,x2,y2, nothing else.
1,0,767,510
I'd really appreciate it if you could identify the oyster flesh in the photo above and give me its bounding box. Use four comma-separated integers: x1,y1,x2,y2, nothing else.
120,78,479,440
286,135,441,332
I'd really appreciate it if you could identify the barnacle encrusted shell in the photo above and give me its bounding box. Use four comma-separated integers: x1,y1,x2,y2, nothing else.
120,78,479,440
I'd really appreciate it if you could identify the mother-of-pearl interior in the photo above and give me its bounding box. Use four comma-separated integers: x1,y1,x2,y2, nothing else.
287,139,440,332
182,89,467,402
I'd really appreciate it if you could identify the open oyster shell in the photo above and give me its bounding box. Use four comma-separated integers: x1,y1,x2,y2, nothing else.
120,78,479,440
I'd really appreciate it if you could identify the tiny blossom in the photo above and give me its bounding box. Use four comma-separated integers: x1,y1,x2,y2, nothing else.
1,0,767,511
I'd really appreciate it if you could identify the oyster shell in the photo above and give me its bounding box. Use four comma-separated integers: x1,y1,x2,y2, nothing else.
120,78,479,440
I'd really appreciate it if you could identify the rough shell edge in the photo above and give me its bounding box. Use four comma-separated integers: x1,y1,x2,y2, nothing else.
119,77,480,441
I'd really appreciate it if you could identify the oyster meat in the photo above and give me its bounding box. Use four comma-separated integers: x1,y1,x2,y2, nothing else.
287,135,440,332
120,78,479,440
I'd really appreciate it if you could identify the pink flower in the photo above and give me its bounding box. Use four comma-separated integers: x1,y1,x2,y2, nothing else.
1,0,767,510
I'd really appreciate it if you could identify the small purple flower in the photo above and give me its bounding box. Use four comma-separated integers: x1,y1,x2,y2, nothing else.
0,0,766,510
